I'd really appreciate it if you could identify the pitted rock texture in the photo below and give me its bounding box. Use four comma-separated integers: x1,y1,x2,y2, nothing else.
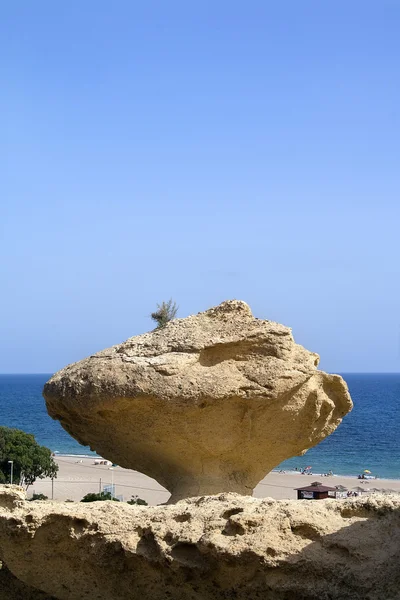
44,300,352,501
0,488,55,599
0,488,399,600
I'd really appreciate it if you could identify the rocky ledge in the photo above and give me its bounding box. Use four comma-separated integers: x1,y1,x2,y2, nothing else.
0,487,399,600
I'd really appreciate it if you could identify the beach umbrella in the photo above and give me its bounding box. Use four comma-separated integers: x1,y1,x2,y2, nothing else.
352,486,365,492
363,470,371,474
335,485,348,491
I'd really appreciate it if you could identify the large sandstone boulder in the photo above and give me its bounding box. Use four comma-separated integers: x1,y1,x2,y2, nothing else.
43,301,352,501
0,487,399,600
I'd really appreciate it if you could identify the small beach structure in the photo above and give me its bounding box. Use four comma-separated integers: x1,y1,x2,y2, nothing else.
352,486,366,495
335,485,348,498
295,481,337,500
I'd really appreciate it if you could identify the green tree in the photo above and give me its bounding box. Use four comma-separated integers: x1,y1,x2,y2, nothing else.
150,299,178,329
0,427,58,488
80,491,120,502
127,495,148,506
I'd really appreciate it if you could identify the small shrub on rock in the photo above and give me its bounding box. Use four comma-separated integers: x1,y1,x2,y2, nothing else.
150,299,178,329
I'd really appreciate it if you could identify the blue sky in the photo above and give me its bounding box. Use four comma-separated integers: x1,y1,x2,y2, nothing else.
1,1,399,373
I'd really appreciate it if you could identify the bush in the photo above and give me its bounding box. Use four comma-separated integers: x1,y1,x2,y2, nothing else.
29,493,48,501
80,491,120,502
127,495,148,506
150,299,178,329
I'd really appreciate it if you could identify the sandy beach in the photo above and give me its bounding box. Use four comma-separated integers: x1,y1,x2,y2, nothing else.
29,456,400,505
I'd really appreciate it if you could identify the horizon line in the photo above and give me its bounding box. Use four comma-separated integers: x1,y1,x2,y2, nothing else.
0,371,399,376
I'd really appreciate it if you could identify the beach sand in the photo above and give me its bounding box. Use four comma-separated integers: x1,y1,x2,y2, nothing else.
29,457,400,504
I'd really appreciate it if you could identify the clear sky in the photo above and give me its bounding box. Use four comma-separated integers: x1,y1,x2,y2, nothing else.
1,1,399,374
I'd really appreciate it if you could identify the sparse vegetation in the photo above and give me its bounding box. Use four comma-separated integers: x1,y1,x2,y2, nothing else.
151,299,178,329
29,493,48,501
80,491,120,502
127,495,148,506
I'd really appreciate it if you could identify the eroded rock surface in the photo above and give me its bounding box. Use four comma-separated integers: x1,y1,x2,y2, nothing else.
44,300,352,501
0,563,55,600
0,487,399,600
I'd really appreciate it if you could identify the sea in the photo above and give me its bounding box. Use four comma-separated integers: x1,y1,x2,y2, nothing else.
0,373,399,479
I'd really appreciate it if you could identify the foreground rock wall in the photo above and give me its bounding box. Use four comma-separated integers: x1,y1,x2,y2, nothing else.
44,300,352,501
0,487,399,600
0,563,55,600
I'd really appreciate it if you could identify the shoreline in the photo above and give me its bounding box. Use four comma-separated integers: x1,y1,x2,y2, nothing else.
51,454,400,483
29,456,400,505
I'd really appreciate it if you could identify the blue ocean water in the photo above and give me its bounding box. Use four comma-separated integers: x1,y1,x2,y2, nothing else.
0,374,95,456
0,373,399,478
278,373,400,478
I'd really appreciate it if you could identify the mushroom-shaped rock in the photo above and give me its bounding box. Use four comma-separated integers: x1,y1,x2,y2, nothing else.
43,301,352,502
